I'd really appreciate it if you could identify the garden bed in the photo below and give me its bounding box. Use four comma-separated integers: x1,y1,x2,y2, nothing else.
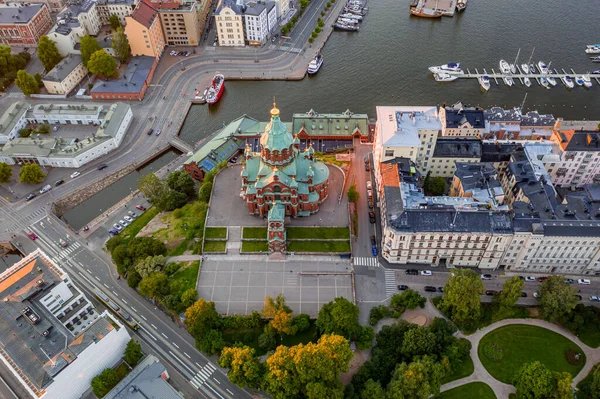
241,241,268,252
286,240,351,253
203,241,226,253
242,227,268,239
286,227,350,240
205,227,227,240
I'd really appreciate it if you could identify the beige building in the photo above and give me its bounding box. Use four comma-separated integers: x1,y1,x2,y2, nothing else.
42,54,87,95
125,0,165,57
428,138,481,178
154,0,210,46
96,0,137,26
439,103,485,138
215,0,245,47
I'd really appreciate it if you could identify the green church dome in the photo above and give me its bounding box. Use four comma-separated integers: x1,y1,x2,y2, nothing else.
260,103,294,154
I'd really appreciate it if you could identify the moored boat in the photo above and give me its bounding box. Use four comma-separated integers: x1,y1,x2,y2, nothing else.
334,22,359,31
585,45,600,54
591,56,600,63
575,76,584,86
546,75,557,86
561,75,575,89
206,73,224,105
581,75,593,88
502,76,514,87
434,73,458,82
538,61,549,74
523,77,531,87
410,7,443,17
499,59,511,74
340,12,362,20
478,75,491,91
428,62,463,74
307,54,323,75
520,64,530,74
539,77,550,89
338,17,358,24
456,0,467,11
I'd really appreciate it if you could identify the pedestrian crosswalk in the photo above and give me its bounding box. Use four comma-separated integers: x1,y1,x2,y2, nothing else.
384,269,397,297
189,362,217,389
52,241,82,263
353,257,381,267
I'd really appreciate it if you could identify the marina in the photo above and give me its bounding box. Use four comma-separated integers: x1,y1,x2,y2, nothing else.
334,0,367,31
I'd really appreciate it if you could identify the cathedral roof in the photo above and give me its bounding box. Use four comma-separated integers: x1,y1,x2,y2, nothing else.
260,103,294,153
268,203,285,221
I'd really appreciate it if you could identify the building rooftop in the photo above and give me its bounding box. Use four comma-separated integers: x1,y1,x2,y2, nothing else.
242,1,266,15
433,138,481,158
130,1,158,28
293,109,369,138
92,56,155,94
0,3,45,24
443,108,485,129
564,131,600,152
376,106,439,148
43,55,84,83
390,208,513,234
0,101,28,137
96,0,136,5
484,106,521,122
58,0,95,19
216,0,242,14
453,162,503,204
508,160,557,219
481,141,523,163
520,111,556,127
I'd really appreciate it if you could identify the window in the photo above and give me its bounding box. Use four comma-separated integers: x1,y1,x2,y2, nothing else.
385,150,394,157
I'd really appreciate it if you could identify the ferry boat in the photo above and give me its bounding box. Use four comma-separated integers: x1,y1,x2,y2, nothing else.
410,7,443,17
478,75,491,91
538,61,549,74
307,54,323,75
561,75,575,89
334,22,359,31
434,73,458,82
206,73,225,105
428,62,463,74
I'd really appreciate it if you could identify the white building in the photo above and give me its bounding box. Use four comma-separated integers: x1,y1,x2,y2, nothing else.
0,101,28,145
47,20,86,57
95,0,137,26
57,0,101,36
548,129,600,188
0,102,133,168
243,0,276,45
215,0,245,47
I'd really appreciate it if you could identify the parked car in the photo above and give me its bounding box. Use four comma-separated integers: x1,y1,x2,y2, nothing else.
53,125,59,132
424,286,437,292
136,205,146,211
368,197,374,209
485,290,498,296
119,219,128,227
578,279,591,285
574,294,583,301
156,129,161,136
124,215,133,222
538,276,549,282
371,245,377,256
369,211,376,223
437,287,444,293
420,270,432,276
366,181,372,190
364,161,370,172
367,189,373,199
59,239,68,248
26,193,36,201
97,164,108,170
589,295,600,302
39,184,52,194
525,276,536,282
481,274,492,280
518,275,525,280
128,211,137,218
170,50,177,56
55,179,64,186
565,278,575,284
113,223,123,231
70,171,81,178
521,292,528,297
370,235,376,246
533,291,539,298
405,269,418,276
147,128,154,135
397,285,409,291
108,228,119,235
27,232,37,240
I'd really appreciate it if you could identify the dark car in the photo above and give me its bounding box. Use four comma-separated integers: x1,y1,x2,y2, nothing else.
564,278,575,284
397,285,409,291
405,269,418,275
368,198,374,209
371,245,377,256
147,128,154,135
370,235,376,246
485,290,498,296
517,275,525,280
424,286,437,292
574,294,583,301
108,228,119,235
369,211,376,223
97,164,108,170
55,179,64,186
26,193,36,201
521,292,528,297
437,287,444,293
364,161,370,172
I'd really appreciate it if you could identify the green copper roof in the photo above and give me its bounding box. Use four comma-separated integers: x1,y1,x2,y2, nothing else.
260,110,294,153
268,203,285,221
292,109,370,137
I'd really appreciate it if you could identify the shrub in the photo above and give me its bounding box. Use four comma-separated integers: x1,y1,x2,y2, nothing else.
127,270,142,288
292,314,311,332
482,343,504,361
164,261,182,276
308,37,314,44
369,305,394,326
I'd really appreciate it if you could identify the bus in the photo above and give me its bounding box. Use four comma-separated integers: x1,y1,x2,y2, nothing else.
92,288,140,330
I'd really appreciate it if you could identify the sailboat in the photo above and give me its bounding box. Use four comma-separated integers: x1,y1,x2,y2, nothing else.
521,47,534,74
510,48,520,74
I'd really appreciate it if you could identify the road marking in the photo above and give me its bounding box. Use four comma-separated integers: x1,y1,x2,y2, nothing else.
152,324,158,329
169,351,194,374
103,283,109,288
205,363,217,372
77,271,91,283
112,291,118,296
87,269,92,273
141,315,147,320
122,299,127,304
184,352,191,359
189,379,200,389
147,332,157,341
172,342,179,349
205,383,224,399
131,306,137,312
195,362,202,368
226,388,234,395
213,378,220,384
198,369,210,379
95,276,101,281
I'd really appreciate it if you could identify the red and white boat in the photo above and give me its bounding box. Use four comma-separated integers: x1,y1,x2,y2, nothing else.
205,73,224,105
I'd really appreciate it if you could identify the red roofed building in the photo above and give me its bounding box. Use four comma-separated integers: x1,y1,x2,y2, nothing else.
124,0,165,58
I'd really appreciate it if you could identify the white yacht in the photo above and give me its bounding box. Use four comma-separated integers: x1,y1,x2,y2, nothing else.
502,76,514,86
478,75,491,91
307,54,323,75
499,59,511,74
575,76,584,87
509,64,516,74
520,64,530,74
539,77,550,89
538,61,549,74
561,75,575,89
434,73,458,82
428,63,463,74
523,77,531,87
546,73,557,86
581,75,593,88
585,45,600,54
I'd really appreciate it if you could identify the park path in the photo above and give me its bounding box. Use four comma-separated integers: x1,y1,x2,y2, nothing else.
166,254,203,262
440,318,600,399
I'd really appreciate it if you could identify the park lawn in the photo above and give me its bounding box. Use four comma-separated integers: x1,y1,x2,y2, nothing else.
203,241,226,252
118,206,160,243
168,261,199,298
242,227,268,239
241,241,268,252
152,201,208,255
577,323,600,348
314,152,349,167
478,324,586,384
435,382,496,399
205,227,227,239
287,240,351,252
441,355,474,384
286,227,350,240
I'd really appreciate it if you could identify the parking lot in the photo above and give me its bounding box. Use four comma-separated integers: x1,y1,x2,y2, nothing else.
197,256,354,316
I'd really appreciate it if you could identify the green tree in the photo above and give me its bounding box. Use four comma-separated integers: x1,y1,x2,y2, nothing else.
292,313,311,332
180,288,197,309
390,289,426,311
33,72,43,88
441,268,484,326
135,255,167,278
317,297,360,338
37,36,62,71
185,298,220,337
138,173,177,211
36,123,50,134
80,35,102,66
164,189,187,211
218,346,264,389
197,328,225,355
198,181,213,202
109,14,121,30
554,372,573,399
19,128,32,137
88,50,117,78
124,339,143,366
91,368,119,398
15,70,39,95
299,0,309,8
590,367,600,398
514,361,555,399
537,275,578,322
258,332,277,351
167,170,196,199
359,379,385,399
347,184,359,203
138,272,169,299
400,326,436,358
111,27,131,63
499,276,524,309
0,162,11,183
127,269,142,288
19,163,45,184
386,356,446,399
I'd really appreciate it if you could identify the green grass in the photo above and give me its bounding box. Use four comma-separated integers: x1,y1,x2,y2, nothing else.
314,152,350,167
241,241,268,252
435,382,496,399
287,240,351,252
441,355,474,384
281,322,318,347
152,201,208,255
242,227,268,239
117,206,160,243
203,241,226,252
478,324,586,384
168,261,200,298
577,323,600,348
205,227,227,239
223,326,265,355
286,227,350,240
576,363,599,399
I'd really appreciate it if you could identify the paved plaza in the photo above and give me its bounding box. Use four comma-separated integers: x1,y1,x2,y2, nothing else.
197,255,354,316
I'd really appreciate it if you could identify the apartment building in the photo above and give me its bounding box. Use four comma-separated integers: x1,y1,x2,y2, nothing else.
482,106,556,140
549,129,600,188
272,0,289,21
0,0,66,13
519,111,556,140
438,103,485,137
125,0,165,57
42,54,88,95
449,162,504,204
148,0,209,46
48,19,86,56
215,0,245,47
96,0,137,26
429,138,481,178
0,3,52,47
480,141,524,175
243,0,276,45
57,0,101,36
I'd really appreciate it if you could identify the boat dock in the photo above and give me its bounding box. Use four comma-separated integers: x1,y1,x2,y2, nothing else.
449,69,600,87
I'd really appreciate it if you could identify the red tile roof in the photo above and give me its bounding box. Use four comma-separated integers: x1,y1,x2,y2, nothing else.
131,0,157,28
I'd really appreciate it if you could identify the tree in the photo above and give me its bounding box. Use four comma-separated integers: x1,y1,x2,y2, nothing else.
554,372,573,399
401,326,436,358
127,269,142,288
590,367,600,398
109,14,121,30
390,289,426,311
499,276,524,309
164,189,187,211
263,293,292,317
197,328,225,355
441,268,484,326
135,255,167,277
271,310,297,336
127,237,167,262
292,313,311,332
218,346,264,389
36,123,50,134
91,368,119,398
180,288,197,308
138,173,175,211
15,70,39,95
258,332,277,351
537,275,577,322
33,72,43,88
138,272,169,299
429,176,446,196
19,163,45,184
80,35,102,66
124,339,143,366
0,163,11,183
19,128,33,137
514,361,555,399
167,170,196,199
185,298,220,337
198,181,212,202
316,297,360,338
37,36,62,71
88,50,117,78
359,379,385,399
386,356,446,399
112,27,131,63
347,184,359,203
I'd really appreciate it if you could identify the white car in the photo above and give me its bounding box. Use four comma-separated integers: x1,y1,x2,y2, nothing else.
533,291,539,298
113,223,123,231
578,279,591,285
589,296,600,302
170,50,177,56
128,211,137,218
366,181,372,190
420,270,432,276
156,129,161,136
119,219,129,227
525,276,536,282
124,215,133,223
481,274,492,280
71,171,81,178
